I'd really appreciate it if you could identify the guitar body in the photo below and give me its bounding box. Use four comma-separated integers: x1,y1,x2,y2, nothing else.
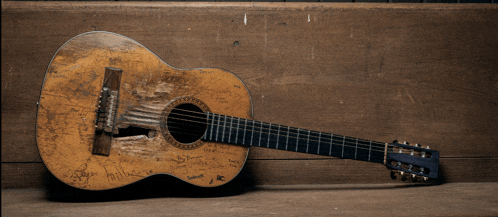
37,32,252,190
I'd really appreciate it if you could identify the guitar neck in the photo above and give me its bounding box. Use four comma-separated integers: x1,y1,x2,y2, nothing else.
202,112,386,164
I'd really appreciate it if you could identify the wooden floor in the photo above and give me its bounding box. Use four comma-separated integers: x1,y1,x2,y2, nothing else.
2,182,497,216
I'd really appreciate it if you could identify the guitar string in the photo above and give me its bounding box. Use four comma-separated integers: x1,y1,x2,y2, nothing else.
165,127,386,158
164,113,386,150
169,107,379,145
170,118,407,161
166,108,388,151
164,111,388,153
166,108,389,149
166,106,381,148
164,116,388,155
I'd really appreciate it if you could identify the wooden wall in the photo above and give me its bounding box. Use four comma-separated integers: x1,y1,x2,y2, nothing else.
2,2,498,189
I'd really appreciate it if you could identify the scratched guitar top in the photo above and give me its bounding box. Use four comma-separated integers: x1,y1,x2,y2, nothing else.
36,32,252,190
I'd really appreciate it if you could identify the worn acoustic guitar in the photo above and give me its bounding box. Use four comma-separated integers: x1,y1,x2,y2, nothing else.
37,31,439,190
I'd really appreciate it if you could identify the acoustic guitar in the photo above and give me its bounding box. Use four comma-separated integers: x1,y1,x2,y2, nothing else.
36,31,439,190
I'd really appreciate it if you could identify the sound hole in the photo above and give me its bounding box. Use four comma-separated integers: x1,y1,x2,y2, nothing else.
167,103,207,144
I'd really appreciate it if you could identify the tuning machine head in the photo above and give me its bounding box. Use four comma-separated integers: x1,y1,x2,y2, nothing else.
390,170,430,182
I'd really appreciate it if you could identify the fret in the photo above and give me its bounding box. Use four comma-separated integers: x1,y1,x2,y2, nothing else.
242,119,247,145
329,134,333,156
258,122,263,147
250,120,255,145
317,132,321,155
221,115,227,142
203,112,209,140
228,116,234,143
210,113,215,140
355,139,374,162
215,114,221,141
343,136,357,160
266,123,272,148
306,131,320,154
285,126,290,151
370,142,386,164
276,125,280,149
355,138,358,160
341,136,345,158
296,129,310,153
295,128,300,152
235,117,240,144
306,130,310,153
368,141,371,162
286,127,298,152
331,134,343,158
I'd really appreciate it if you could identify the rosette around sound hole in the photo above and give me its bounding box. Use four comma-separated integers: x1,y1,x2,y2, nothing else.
167,103,207,144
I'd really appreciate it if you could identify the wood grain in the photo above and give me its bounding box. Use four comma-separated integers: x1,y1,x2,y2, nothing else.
2,2,498,186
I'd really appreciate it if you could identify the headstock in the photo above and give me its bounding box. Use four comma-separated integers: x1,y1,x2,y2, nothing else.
385,140,439,181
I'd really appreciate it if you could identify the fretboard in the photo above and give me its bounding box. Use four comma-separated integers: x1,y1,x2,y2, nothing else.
202,112,386,164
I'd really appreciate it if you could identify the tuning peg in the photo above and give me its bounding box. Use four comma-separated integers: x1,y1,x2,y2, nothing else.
390,171,397,180
423,177,429,181
411,174,419,182
402,141,407,144
426,146,430,149
393,140,398,143
415,144,420,147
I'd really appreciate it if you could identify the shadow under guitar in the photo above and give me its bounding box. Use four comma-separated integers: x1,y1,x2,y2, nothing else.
43,164,258,202
43,161,447,202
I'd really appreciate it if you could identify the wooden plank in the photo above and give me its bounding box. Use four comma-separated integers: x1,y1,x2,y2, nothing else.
2,2,498,163
244,158,498,184
1,163,47,189
2,158,497,189
2,183,498,216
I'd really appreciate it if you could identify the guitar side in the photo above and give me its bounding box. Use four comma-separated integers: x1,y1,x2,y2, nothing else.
36,32,252,190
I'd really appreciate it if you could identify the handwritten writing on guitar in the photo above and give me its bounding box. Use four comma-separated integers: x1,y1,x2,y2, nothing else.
169,155,205,174
103,164,152,182
63,163,96,188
